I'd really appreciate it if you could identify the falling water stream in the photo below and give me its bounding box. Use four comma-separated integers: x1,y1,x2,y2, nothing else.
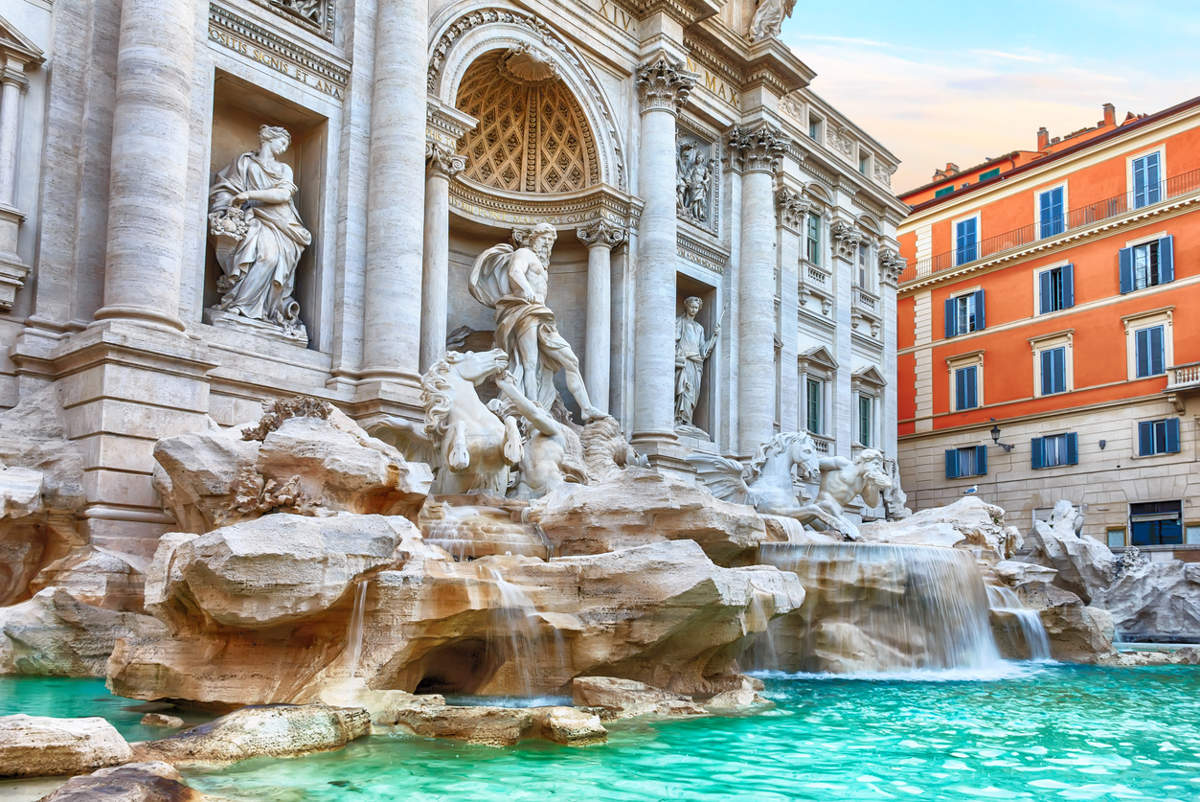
346,579,369,678
987,584,1053,661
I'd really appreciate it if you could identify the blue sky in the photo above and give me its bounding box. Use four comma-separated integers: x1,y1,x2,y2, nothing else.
779,0,1200,190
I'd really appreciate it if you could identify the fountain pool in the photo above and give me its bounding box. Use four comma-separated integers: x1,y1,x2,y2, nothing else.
4,665,1200,801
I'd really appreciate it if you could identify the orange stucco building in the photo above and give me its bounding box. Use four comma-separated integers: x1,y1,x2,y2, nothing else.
896,97,1200,556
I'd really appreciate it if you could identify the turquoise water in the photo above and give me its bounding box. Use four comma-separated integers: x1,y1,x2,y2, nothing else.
4,665,1200,800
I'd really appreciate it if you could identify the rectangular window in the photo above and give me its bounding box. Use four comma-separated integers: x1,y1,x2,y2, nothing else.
1129,500,1182,546
1119,237,1175,293
954,365,978,411
1137,418,1181,456
805,378,823,435
1038,186,1066,238
858,151,870,175
808,115,822,141
1040,346,1067,395
1032,432,1079,469
944,445,987,479
1134,325,1165,378
955,217,979,265
805,213,821,266
1132,152,1162,209
1106,528,1126,549
935,186,955,198
857,394,873,447
944,290,986,337
1038,264,1074,314
1187,524,1200,546
857,244,870,288
978,168,1001,182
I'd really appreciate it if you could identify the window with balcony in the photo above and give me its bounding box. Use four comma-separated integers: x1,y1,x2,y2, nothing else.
955,217,979,265
1137,418,1181,457
856,242,872,289
805,213,821,266
1134,325,1166,378
1038,185,1066,238
1037,264,1074,314
1119,236,1174,293
954,365,979,411
1131,152,1162,209
1032,432,1078,468
945,445,987,479
1129,500,1182,546
944,290,985,337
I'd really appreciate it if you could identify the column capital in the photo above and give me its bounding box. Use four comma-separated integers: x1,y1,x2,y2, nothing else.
576,218,628,250
775,186,810,233
636,56,697,115
878,248,906,286
727,124,788,175
425,142,466,179
830,219,865,261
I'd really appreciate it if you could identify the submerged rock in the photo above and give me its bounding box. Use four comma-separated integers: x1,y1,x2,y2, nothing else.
0,714,132,778
133,705,370,767
532,706,607,746
38,761,207,801
140,714,184,730
571,676,708,720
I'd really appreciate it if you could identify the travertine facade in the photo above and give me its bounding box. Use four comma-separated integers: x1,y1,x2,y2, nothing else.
0,0,903,560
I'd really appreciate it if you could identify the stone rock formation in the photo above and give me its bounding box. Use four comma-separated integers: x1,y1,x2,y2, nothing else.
134,705,370,767
38,761,208,802
571,676,708,720
1015,582,1116,662
0,714,133,777
1024,499,1114,601
860,496,1021,565
152,398,431,534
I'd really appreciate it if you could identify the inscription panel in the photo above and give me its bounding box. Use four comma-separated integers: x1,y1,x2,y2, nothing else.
685,56,739,110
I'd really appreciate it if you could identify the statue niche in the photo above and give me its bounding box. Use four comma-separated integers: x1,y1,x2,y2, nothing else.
207,124,312,344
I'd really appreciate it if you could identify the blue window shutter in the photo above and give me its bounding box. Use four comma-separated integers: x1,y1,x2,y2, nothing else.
1031,437,1044,469
1054,348,1066,392
1147,154,1161,203
1133,156,1147,207
1151,327,1164,375
1066,432,1079,465
1063,264,1075,308
975,290,986,330
1039,192,1051,237
1040,350,1052,395
1135,329,1150,377
1119,247,1133,293
967,366,978,409
1159,236,1175,283
976,445,988,476
945,449,958,479
944,298,957,338
1166,418,1181,453
954,369,964,410
1138,421,1153,456
1038,270,1052,314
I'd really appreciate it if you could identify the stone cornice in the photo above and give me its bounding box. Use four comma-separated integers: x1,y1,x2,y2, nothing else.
727,124,787,175
677,230,730,273
622,0,722,25
450,180,642,231
426,97,477,152
683,21,813,98
636,56,698,114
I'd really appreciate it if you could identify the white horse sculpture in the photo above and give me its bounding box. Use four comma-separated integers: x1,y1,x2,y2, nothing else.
686,431,822,517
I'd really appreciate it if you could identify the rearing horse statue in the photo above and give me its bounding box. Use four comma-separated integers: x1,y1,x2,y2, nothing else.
686,432,822,517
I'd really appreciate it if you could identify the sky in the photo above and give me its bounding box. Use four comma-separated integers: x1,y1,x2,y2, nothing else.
778,0,1200,191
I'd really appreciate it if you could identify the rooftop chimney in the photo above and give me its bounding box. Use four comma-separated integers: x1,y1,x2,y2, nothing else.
1102,103,1116,127
1037,126,1050,150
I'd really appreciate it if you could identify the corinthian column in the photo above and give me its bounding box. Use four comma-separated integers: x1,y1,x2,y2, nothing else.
776,186,809,432
633,56,695,451
0,63,26,207
420,142,465,371
360,0,427,382
576,219,627,413
729,124,788,453
93,0,197,331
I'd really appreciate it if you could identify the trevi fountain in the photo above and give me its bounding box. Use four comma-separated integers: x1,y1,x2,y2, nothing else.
1,0,1199,800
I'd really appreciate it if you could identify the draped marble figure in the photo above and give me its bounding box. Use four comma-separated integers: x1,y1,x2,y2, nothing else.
208,124,311,338
675,295,719,428
469,223,602,420
748,0,797,42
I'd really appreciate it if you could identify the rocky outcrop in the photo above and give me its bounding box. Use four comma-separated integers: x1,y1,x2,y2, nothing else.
531,471,773,566
1024,500,1114,602
859,496,1021,565
38,761,209,802
1016,582,1115,662
29,548,146,612
109,535,805,705
533,706,607,745
152,400,431,534
570,676,708,720
0,386,87,607
140,714,184,730
0,588,165,677
133,705,370,767
0,714,132,777
1095,557,1200,641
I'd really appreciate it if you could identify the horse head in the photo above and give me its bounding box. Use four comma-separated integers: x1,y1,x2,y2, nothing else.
783,432,822,482
448,348,509,385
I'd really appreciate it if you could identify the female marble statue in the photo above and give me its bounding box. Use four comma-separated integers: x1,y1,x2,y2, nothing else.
208,124,312,338
674,296,720,429
748,0,797,43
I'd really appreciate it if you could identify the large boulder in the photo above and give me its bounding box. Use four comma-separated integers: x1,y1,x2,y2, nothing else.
0,714,132,777
133,705,369,767
29,547,146,612
1094,556,1200,641
531,470,772,566
1024,500,1115,602
153,399,431,534
859,496,1021,564
38,761,208,801
0,588,165,677
571,676,707,720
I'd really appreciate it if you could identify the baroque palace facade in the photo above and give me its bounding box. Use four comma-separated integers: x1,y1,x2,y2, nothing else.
897,97,1200,557
0,0,905,559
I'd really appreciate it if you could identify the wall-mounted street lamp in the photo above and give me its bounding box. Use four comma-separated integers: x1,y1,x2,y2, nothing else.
990,422,1014,452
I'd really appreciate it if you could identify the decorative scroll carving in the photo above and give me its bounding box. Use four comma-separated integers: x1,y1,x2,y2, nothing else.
830,219,865,261
426,142,466,179
775,187,810,232
636,56,696,114
576,218,627,250
748,0,797,43
727,124,788,174
878,248,906,286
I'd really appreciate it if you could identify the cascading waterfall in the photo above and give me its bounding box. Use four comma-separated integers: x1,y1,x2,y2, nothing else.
346,578,369,678
986,584,1052,661
754,542,1006,673
481,567,568,696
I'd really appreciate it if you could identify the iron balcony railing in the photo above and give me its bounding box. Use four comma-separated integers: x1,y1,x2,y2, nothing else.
908,168,1200,278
